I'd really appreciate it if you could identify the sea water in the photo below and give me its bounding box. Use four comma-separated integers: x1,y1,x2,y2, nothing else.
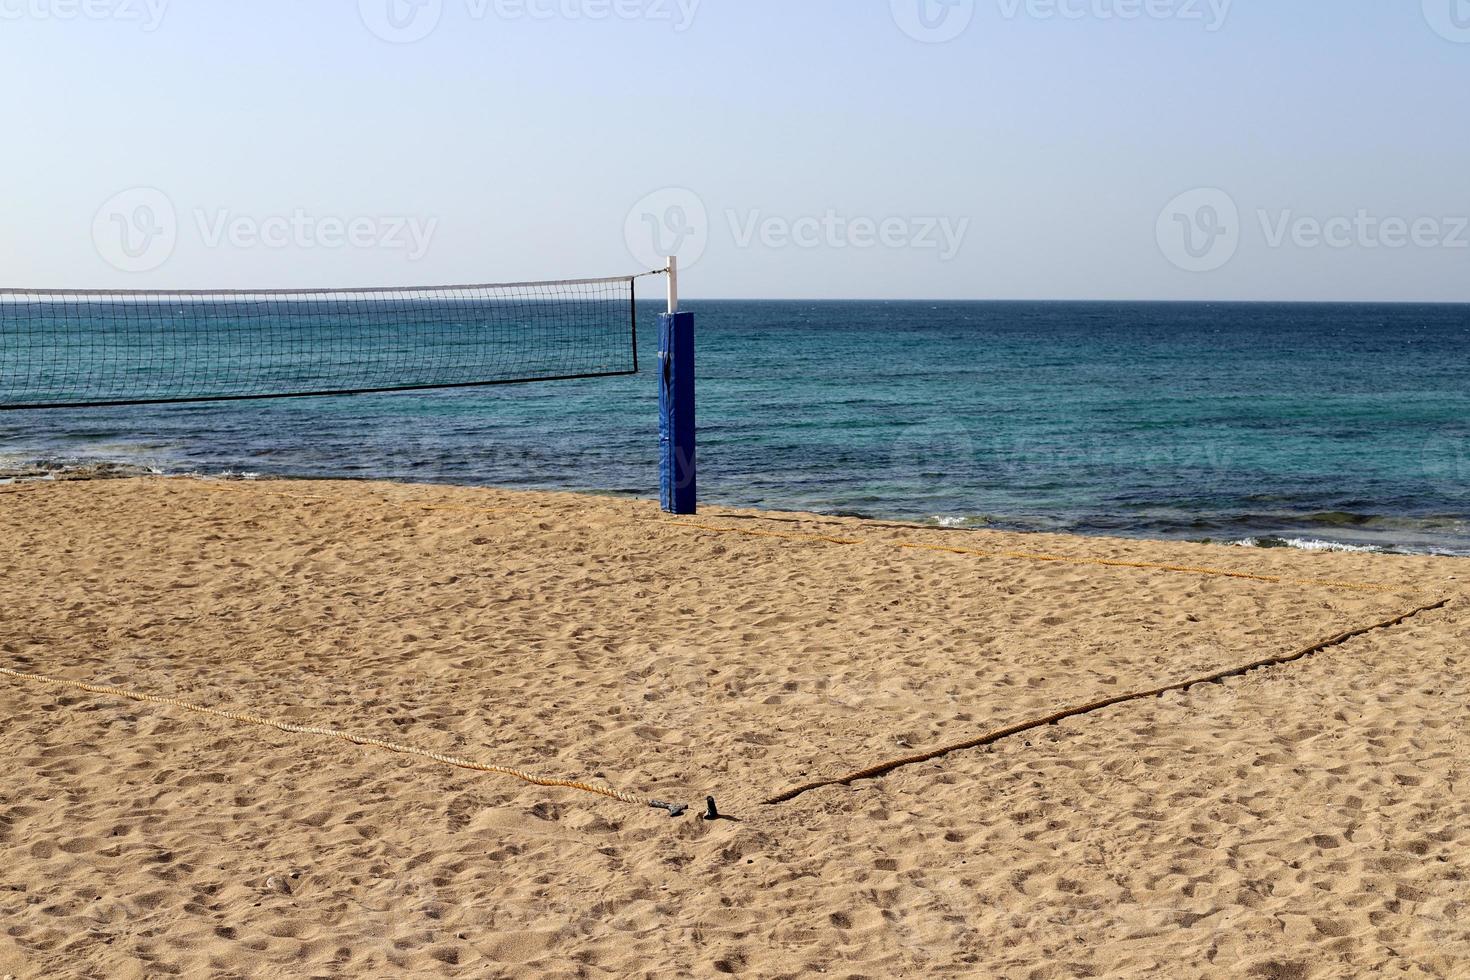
3,301,1467,555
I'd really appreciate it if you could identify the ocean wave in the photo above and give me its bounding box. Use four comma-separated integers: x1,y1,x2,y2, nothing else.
0,458,164,483
1230,536,1388,554
0,456,264,485
929,515,996,529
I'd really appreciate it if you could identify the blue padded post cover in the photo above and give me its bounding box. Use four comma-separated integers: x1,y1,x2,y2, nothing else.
658,311,696,515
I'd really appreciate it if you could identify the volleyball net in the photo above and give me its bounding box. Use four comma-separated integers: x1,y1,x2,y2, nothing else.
0,274,649,410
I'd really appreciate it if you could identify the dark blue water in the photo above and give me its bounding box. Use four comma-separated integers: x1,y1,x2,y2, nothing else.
3,301,1468,555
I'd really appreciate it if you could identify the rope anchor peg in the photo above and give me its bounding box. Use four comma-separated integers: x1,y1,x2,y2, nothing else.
650,800,688,818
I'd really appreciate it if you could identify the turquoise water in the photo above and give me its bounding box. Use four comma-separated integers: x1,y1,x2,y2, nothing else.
3,301,1468,555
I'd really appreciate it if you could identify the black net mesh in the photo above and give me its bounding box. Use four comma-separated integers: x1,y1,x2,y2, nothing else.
0,277,639,409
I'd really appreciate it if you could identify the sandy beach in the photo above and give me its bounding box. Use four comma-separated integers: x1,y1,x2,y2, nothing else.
2,476,1466,978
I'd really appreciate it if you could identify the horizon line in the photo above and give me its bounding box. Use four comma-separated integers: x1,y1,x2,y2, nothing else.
677,297,1470,306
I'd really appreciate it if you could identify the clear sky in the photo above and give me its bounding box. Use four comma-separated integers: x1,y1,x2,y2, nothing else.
2,0,1467,300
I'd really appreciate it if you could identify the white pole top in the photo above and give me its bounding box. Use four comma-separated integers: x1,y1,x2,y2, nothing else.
667,255,679,315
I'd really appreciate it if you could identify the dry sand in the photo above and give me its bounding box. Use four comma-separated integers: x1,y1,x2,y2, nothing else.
0,476,1466,978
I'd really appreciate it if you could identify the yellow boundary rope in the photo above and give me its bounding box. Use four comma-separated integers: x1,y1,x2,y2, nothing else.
764,596,1455,805
0,666,665,811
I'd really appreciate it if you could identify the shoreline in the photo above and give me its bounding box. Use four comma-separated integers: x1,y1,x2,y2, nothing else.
3,472,1463,599
5,455,1468,559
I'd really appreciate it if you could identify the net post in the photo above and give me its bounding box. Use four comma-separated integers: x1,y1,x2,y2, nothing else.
659,257,696,515
629,279,639,374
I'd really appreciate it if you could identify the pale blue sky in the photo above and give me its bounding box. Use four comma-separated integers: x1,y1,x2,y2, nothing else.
2,1,1467,299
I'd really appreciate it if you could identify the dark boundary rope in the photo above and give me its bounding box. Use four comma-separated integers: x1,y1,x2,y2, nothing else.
764,597,1455,805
